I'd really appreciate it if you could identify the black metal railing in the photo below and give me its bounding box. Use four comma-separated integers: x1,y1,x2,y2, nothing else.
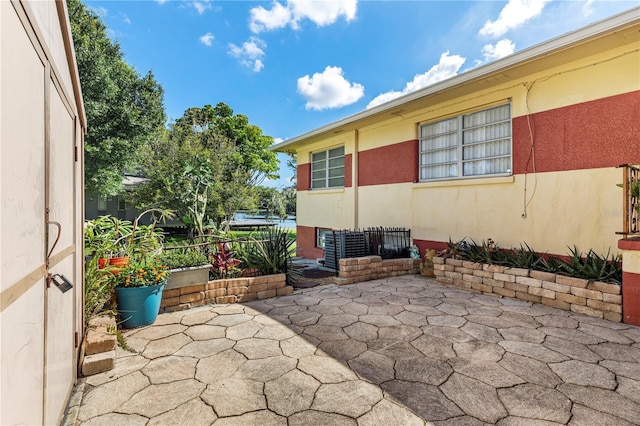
363,227,411,259
618,164,639,236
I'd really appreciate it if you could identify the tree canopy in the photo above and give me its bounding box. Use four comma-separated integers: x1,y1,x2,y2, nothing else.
68,0,166,195
134,104,279,234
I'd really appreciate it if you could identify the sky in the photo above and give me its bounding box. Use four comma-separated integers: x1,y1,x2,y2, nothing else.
87,0,637,188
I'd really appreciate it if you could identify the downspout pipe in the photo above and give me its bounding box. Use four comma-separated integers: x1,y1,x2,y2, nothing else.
353,129,359,230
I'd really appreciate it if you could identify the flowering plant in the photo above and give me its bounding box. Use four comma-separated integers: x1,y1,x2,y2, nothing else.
115,260,169,288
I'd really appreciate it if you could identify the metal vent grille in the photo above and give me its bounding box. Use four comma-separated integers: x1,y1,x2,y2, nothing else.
324,231,366,270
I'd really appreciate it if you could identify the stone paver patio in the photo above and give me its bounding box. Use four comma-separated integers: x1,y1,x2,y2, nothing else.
76,276,640,425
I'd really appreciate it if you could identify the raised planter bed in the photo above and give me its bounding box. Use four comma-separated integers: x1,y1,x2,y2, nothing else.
161,273,293,312
433,256,622,321
165,264,212,290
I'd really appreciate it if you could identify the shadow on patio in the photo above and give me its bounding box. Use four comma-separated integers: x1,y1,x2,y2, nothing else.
74,276,640,425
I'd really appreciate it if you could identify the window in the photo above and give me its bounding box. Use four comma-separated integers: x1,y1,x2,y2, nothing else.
419,103,511,181
317,228,332,248
311,146,344,189
118,196,127,211
97,195,107,212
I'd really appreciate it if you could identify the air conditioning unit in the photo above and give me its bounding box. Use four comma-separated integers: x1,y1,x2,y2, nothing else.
324,231,366,270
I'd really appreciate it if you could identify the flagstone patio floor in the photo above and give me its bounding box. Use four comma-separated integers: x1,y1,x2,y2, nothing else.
74,276,640,425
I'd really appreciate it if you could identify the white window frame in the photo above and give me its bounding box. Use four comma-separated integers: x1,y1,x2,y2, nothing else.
97,195,107,212
311,146,345,189
419,103,512,181
316,228,332,248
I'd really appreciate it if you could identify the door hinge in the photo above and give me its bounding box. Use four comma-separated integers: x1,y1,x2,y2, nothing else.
75,332,79,348
74,146,78,162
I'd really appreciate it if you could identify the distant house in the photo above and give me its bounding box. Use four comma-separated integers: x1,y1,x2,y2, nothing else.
1,1,86,425
85,175,147,222
272,8,640,261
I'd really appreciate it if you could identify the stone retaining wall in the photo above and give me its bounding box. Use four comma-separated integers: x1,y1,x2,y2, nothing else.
333,256,420,285
161,273,293,312
433,256,622,321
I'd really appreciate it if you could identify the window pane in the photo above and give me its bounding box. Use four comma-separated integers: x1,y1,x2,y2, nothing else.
421,148,457,165
312,170,326,180
421,164,457,180
463,157,510,176
463,140,510,160
424,133,457,151
328,167,344,178
312,151,326,161
329,146,344,158
463,104,510,128
311,146,344,188
328,157,343,168
328,177,344,187
97,196,107,212
317,228,332,248
419,103,510,181
463,122,510,144
312,179,327,189
421,118,457,137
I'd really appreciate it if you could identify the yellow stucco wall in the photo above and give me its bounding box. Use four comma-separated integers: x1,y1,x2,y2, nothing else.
356,167,621,255
298,188,355,229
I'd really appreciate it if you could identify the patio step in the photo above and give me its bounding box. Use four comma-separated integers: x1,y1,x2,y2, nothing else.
82,315,117,376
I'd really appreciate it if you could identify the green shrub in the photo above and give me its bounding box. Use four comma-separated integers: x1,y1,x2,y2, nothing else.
239,227,301,285
158,248,209,269
446,238,621,284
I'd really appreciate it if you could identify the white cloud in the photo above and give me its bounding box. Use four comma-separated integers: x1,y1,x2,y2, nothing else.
250,2,292,33
156,0,168,4
122,14,131,25
367,51,466,109
228,37,267,72
191,1,211,15
297,66,364,110
582,0,594,16
481,39,516,62
479,0,550,38
250,0,357,33
199,32,214,47
90,6,108,17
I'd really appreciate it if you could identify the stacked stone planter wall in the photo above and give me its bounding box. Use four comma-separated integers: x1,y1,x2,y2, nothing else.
433,256,622,322
333,256,420,285
160,273,293,312
81,316,117,376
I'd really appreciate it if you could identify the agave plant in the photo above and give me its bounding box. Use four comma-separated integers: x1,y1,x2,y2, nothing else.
247,227,301,285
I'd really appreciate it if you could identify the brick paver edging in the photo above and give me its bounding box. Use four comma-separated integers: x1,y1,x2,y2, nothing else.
433,256,622,321
160,274,293,312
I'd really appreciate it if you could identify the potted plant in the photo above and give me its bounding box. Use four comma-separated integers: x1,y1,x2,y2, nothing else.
159,247,211,290
85,209,173,268
114,259,169,328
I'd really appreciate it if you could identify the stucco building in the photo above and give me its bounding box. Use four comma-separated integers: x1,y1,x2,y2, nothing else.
1,1,86,424
272,8,640,261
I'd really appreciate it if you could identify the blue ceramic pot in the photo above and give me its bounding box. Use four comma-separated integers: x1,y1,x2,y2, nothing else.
116,283,165,329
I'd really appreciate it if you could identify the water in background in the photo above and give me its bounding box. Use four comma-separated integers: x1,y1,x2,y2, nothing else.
232,212,296,230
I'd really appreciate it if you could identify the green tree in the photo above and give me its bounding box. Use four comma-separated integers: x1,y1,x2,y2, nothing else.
282,186,296,216
255,187,286,221
68,0,166,195
134,104,279,235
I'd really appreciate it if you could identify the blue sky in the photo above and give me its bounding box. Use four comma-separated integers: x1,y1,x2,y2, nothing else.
87,0,636,188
